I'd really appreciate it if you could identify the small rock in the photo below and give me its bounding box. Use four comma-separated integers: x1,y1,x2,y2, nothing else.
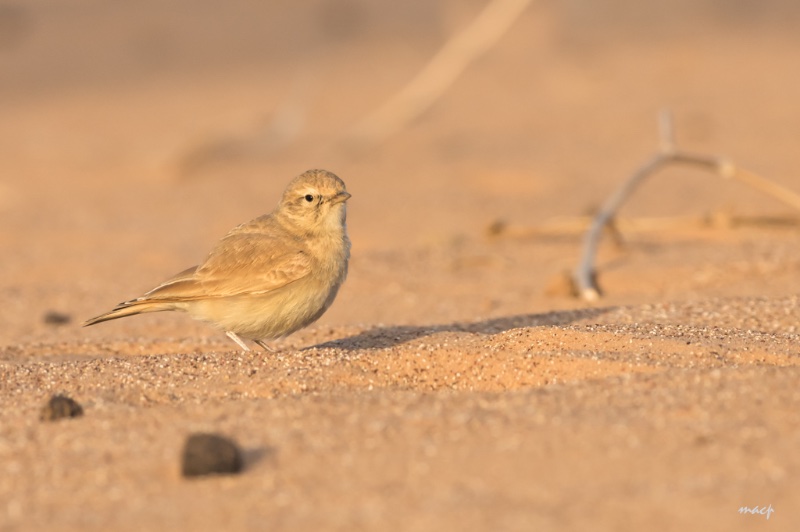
40,394,84,421
181,433,243,477
43,311,71,325
485,218,507,236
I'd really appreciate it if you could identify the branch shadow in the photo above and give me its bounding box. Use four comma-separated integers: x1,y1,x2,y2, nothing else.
315,306,614,352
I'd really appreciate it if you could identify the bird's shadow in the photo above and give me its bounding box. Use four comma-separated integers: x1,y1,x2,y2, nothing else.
315,306,614,352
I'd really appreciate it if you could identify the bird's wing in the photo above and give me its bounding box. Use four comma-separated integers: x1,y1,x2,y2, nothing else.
142,231,312,301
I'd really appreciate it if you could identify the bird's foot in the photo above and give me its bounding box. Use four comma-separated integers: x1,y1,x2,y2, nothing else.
225,331,251,352
254,339,276,353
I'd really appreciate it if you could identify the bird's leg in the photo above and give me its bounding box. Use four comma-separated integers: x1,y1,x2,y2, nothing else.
254,339,276,353
225,331,251,351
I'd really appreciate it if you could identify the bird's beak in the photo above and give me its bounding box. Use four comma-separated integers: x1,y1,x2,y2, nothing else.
332,191,351,204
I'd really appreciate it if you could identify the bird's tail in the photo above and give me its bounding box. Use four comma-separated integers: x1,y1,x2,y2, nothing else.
83,299,173,327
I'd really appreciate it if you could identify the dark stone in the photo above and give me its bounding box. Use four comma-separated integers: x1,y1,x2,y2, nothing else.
43,311,72,325
40,394,84,421
181,433,243,477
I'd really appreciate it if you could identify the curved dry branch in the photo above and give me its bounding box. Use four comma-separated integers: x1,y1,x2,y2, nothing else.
574,111,800,301
347,0,533,146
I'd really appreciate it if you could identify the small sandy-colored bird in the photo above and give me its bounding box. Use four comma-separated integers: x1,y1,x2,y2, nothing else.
84,169,351,351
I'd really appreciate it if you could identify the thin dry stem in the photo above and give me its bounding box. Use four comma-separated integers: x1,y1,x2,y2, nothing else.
347,0,533,146
574,111,800,301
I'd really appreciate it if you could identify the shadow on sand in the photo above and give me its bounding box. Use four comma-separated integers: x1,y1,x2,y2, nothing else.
315,306,614,352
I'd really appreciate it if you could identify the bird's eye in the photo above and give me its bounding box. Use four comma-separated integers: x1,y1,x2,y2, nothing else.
304,194,314,203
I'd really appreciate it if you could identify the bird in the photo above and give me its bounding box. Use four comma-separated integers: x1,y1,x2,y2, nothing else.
83,169,351,352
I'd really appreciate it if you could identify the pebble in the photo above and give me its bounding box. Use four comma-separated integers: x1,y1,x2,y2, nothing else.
40,394,84,421
181,433,243,477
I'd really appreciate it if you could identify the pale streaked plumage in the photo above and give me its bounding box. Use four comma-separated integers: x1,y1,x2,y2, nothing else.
84,169,351,351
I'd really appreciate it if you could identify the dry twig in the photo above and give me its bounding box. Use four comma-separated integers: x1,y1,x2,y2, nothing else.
348,0,533,146
487,213,800,242
574,110,800,301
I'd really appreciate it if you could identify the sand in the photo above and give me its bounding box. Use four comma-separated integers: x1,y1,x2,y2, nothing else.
1,1,799,530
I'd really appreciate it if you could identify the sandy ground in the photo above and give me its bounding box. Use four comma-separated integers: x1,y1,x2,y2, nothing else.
2,1,800,530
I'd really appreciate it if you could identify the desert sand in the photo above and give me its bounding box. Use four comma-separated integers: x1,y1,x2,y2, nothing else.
1,1,799,530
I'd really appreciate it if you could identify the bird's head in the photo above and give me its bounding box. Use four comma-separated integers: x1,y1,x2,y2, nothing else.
277,169,350,234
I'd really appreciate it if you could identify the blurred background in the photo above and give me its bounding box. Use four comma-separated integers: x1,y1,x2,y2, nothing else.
2,0,800,344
